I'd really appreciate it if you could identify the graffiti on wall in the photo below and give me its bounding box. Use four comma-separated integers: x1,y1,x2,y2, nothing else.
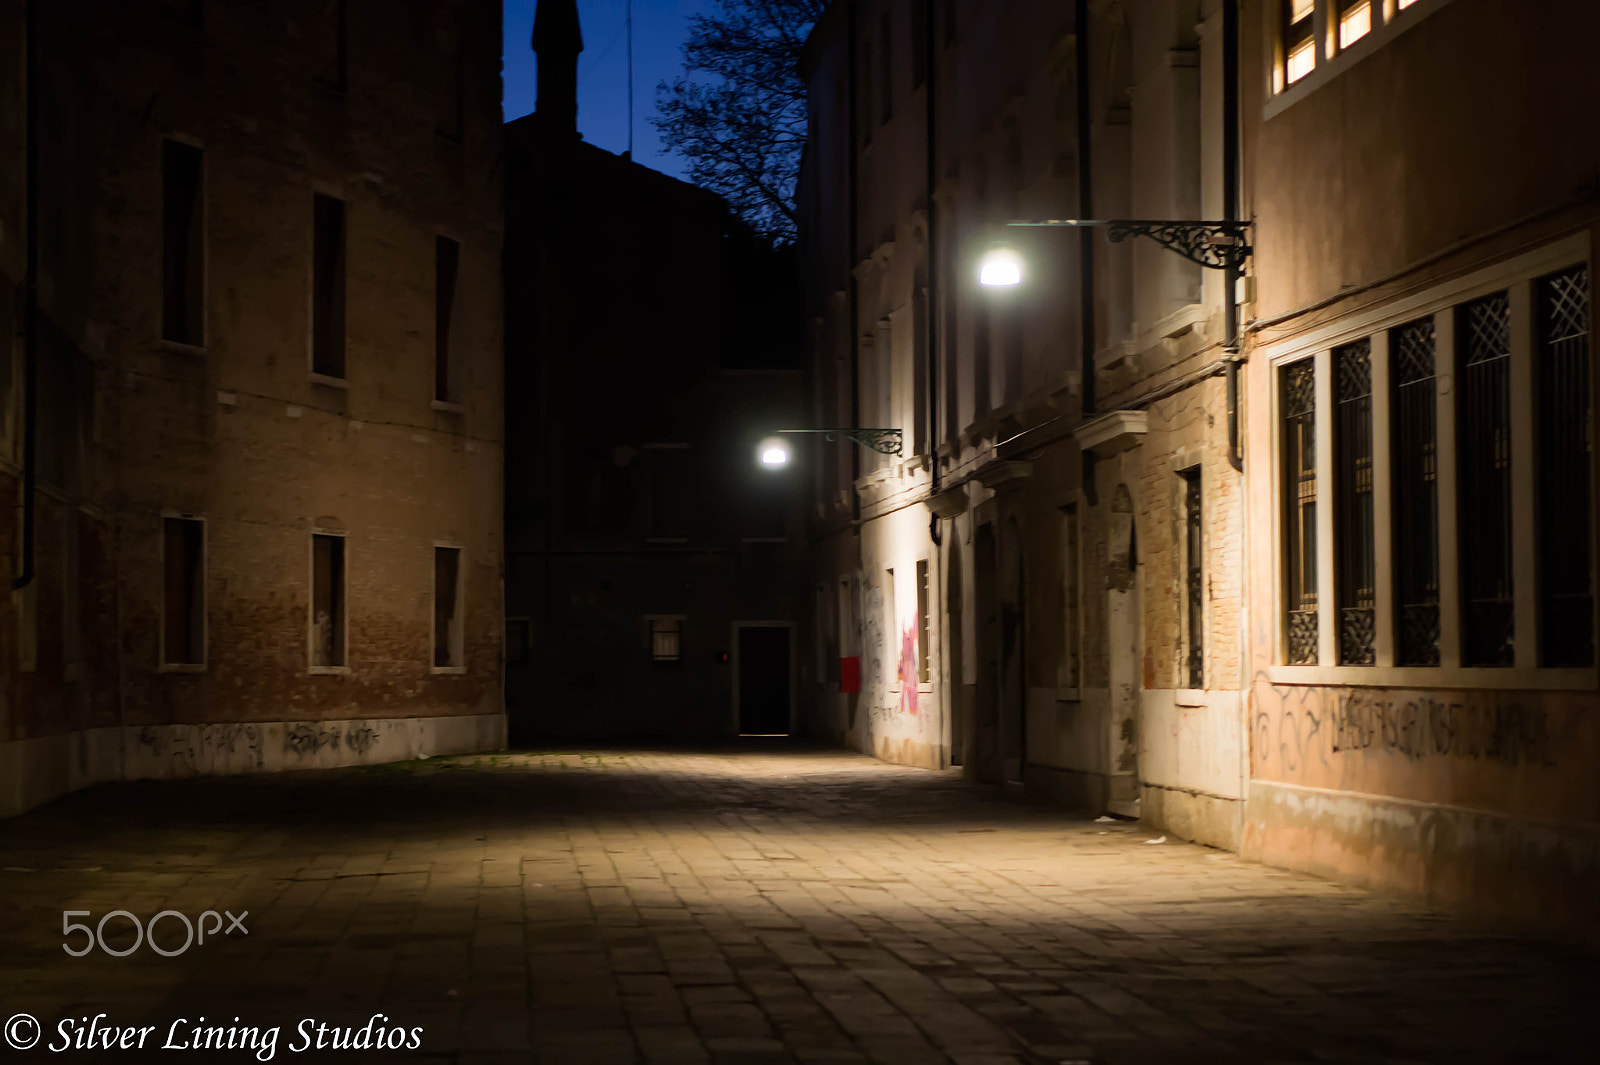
1253,674,1558,778
897,626,919,715
136,723,265,775
860,583,885,709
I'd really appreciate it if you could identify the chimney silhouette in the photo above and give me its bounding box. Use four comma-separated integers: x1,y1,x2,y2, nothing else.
532,0,583,139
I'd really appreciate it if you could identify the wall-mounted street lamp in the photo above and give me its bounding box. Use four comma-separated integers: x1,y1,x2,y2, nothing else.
977,216,1252,472
756,428,904,468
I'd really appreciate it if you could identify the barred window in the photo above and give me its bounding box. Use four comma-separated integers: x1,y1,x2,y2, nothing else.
1283,359,1318,665
1536,266,1594,666
1391,317,1440,666
1335,340,1375,665
1457,293,1515,666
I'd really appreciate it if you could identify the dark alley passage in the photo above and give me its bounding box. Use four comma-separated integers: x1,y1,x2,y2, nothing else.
0,748,1590,1064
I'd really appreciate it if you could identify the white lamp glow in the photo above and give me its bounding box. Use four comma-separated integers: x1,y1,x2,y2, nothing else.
757,436,791,468
979,246,1023,287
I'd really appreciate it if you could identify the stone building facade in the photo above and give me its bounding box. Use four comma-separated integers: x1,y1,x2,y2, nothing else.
0,0,506,817
1238,0,1598,935
798,0,1248,846
799,0,1598,937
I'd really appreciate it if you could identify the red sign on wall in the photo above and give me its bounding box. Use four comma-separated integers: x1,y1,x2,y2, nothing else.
839,656,861,693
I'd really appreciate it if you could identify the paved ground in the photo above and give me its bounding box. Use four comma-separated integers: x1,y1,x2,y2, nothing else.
0,745,1592,1064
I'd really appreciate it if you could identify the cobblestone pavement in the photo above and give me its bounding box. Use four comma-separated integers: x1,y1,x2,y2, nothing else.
0,746,1592,1064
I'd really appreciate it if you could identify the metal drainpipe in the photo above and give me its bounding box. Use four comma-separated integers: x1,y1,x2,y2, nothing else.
925,0,940,548
15,0,39,593
1075,0,1098,505
847,1,861,530
1223,0,1243,472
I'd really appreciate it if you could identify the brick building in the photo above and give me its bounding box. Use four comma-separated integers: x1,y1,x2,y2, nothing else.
0,0,506,817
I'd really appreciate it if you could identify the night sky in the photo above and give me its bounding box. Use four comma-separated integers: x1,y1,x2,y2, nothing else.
502,0,712,180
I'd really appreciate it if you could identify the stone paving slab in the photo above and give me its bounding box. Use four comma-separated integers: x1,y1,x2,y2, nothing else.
0,745,1592,1063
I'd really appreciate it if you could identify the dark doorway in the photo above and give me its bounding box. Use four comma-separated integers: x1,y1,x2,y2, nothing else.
737,625,791,735
974,523,1001,783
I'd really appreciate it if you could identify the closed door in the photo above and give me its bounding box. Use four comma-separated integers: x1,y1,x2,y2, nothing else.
738,626,791,735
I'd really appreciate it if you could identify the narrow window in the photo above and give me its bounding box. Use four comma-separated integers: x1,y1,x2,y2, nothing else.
436,4,464,141
1458,292,1514,665
435,236,460,402
311,533,346,667
1536,265,1593,666
1283,0,1315,85
433,546,463,669
1335,338,1375,665
162,140,204,345
1061,505,1080,688
916,559,930,684
163,517,204,666
1391,316,1440,666
911,0,928,88
885,568,897,689
1337,1,1372,50
315,0,348,92
505,618,530,666
162,0,203,29
1283,358,1318,664
311,193,346,378
651,618,682,662
878,12,893,124
1181,468,1204,687
647,446,692,539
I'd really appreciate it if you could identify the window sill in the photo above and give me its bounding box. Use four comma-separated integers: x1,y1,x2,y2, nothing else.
430,398,464,414
1262,664,1597,692
1056,686,1081,703
308,372,349,389
308,665,351,676
159,339,207,356
158,663,206,674
1175,688,1207,707
430,665,467,675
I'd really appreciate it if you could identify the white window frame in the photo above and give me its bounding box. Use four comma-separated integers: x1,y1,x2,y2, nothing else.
1265,232,1596,690
1266,0,1457,119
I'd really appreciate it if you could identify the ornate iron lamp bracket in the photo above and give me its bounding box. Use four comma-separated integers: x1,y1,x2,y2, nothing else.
1103,220,1252,271
778,428,904,456
1008,219,1252,271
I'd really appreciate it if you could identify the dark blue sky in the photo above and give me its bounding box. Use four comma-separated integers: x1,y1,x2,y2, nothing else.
503,0,712,180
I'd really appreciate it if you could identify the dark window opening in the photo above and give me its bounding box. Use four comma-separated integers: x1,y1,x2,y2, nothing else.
162,139,204,345
1283,358,1318,664
162,517,204,666
434,546,462,668
916,559,930,684
315,0,348,92
1392,316,1440,666
1181,467,1204,687
1458,292,1514,666
435,236,460,402
1536,265,1593,666
311,533,346,667
911,0,928,88
1335,338,1375,665
312,193,347,378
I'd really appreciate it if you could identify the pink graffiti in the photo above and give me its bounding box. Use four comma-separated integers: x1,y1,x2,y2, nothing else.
897,626,919,715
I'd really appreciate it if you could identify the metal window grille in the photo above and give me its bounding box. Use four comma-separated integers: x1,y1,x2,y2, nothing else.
1282,359,1318,664
1391,316,1440,666
1182,468,1204,688
1458,292,1515,665
1537,265,1594,666
1336,339,1376,665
